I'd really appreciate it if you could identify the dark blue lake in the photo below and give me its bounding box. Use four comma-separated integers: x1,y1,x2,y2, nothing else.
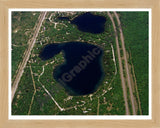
58,12,106,34
39,42,104,96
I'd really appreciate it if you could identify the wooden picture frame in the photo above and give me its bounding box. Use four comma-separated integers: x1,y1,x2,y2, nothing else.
0,0,160,127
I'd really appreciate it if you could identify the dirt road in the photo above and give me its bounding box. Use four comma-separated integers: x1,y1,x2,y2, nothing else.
107,12,130,115
114,12,136,115
11,12,47,102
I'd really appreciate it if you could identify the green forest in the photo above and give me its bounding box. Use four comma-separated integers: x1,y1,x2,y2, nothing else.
119,12,149,115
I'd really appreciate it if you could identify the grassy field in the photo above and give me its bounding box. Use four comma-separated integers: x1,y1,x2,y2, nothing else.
12,11,127,115
12,12,40,82
119,12,149,115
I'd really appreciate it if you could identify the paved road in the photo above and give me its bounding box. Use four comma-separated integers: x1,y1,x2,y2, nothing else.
107,12,130,115
114,12,136,115
11,12,47,102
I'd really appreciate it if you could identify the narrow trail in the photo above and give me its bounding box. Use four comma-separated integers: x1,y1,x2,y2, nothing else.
114,12,136,115
11,12,47,102
38,64,86,112
28,65,36,115
111,44,117,75
107,12,130,115
38,65,64,111
28,39,118,113
129,50,142,115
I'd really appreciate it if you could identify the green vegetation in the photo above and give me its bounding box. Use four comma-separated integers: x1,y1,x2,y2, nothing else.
12,11,149,115
12,12,40,82
119,12,149,115
12,67,34,115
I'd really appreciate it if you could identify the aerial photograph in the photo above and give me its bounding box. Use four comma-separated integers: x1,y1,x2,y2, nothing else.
11,10,149,116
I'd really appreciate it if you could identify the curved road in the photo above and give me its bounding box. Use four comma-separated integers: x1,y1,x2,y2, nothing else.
114,12,136,115
107,12,130,115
